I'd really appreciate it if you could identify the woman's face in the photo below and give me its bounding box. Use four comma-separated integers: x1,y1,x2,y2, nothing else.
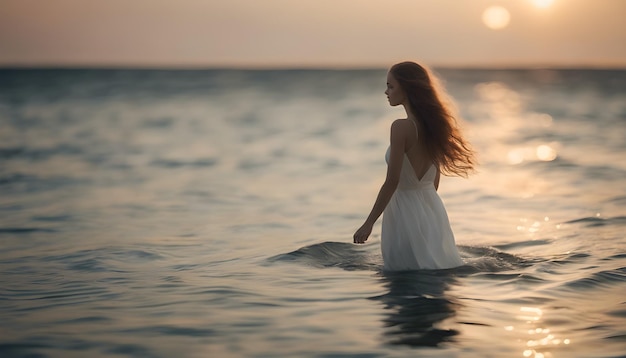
385,71,405,107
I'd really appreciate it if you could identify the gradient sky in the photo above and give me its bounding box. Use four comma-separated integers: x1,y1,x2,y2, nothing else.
1,0,625,68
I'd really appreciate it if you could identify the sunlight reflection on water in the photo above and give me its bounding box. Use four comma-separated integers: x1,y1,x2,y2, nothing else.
488,305,576,358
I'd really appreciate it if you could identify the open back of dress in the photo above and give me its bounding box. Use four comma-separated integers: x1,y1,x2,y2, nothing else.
381,145,464,271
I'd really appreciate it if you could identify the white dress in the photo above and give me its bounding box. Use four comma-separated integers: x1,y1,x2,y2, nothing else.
381,144,464,271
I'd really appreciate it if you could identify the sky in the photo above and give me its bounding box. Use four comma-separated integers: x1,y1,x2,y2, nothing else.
1,0,625,68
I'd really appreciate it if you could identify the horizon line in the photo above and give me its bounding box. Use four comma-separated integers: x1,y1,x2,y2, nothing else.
1,60,626,71
2,64,626,71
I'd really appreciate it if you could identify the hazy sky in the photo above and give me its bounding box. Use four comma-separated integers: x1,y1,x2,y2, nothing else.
1,0,625,68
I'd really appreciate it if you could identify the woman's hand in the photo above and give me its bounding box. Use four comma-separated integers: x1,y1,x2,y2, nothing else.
353,223,372,244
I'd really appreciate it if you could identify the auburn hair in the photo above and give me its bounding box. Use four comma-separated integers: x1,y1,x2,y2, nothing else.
390,61,476,177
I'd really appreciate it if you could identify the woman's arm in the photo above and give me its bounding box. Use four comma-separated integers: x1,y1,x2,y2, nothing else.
353,120,406,244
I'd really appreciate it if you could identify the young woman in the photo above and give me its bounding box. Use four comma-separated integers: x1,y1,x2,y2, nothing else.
353,61,476,271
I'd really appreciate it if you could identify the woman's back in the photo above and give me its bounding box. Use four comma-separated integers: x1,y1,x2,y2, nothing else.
401,119,437,184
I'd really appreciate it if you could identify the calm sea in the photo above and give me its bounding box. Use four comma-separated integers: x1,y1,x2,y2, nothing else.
0,68,625,358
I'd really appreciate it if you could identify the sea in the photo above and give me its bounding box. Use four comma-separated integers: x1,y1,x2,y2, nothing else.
0,67,625,358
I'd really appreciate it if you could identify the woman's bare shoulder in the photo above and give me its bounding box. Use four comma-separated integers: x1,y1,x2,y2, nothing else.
390,119,413,135
389,119,413,146
391,118,412,128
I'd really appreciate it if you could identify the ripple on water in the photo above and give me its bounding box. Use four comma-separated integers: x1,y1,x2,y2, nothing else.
492,238,552,251
565,215,626,227
267,241,380,271
458,245,535,273
150,157,218,168
561,266,626,291
0,173,88,193
0,227,57,235
0,144,84,161
269,242,535,274
119,325,216,337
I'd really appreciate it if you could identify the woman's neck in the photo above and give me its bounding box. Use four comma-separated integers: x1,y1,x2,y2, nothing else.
402,103,418,122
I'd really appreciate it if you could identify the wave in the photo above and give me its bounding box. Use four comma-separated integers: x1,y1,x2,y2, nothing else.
150,158,218,168
0,227,57,235
268,241,380,271
0,145,83,161
562,266,626,290
565,215,626,227
268,241,532,273
0,173,86,193
457,245,535,273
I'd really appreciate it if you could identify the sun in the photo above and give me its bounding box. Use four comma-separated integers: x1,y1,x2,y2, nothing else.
482,6,511,30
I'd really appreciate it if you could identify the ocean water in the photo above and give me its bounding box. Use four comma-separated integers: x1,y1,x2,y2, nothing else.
0,68,625,358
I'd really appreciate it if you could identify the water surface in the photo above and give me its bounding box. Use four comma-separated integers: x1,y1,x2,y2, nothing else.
0,68,625,357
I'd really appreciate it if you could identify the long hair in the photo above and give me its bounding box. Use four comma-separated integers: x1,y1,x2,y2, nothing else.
390,61,476,177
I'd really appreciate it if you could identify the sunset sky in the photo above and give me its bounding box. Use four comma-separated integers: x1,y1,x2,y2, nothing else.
1,0,625,68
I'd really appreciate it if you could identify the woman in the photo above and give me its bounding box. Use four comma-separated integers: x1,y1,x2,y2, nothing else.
353,61,476,271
